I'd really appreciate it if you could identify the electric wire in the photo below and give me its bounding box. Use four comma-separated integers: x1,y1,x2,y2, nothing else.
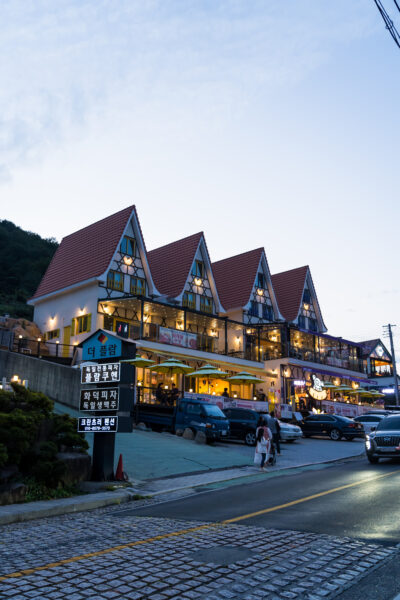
373,0,400,47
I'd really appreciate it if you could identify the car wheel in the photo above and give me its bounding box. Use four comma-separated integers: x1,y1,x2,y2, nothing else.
330,428,342,441
367,455,379,464
344,436,355,441
245,431,256,446
304,433,311,438
286,439,295,443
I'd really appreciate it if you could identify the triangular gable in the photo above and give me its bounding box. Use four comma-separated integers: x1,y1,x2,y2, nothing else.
99,208,159,298
362,339,392,362
272,265,327,332
29,205,157,303
212,248,283,321
147,233,224,312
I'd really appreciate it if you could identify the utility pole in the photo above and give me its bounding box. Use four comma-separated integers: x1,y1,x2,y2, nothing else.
383,324,399,406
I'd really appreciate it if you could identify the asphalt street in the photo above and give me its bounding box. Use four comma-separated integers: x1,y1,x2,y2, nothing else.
125,457,400,544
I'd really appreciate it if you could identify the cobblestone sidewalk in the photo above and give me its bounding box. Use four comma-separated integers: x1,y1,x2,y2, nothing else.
0,505,397,600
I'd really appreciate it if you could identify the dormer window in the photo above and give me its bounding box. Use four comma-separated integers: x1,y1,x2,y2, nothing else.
183,292,196,309
120,236,135,257
263,304,273,321
249,301,259,317
257,273,265,289
107,270,124,291
192,260,204,278
303,289,311,304
200,296,213,314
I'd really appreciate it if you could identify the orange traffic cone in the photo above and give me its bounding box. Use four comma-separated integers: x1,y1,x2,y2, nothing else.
115,454,124,481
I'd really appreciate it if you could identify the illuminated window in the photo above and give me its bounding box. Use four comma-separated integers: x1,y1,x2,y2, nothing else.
120,236,135,256
45,329,60,340
192,260,204,278
130,277,146,296
183,292,196,309
200,296,213,313
74,314,91,334
107,270,124,291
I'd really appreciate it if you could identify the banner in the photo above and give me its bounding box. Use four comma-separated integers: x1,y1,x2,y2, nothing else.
159,327,197,349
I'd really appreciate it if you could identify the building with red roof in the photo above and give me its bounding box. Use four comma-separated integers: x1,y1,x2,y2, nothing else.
28,205,373,414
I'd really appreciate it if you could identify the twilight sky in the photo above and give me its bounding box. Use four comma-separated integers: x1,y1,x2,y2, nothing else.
1,1,399,354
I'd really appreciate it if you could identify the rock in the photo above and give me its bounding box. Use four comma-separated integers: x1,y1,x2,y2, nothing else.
0,483,27,506
175,429,184,437
195,431,207,444
57,452,91,486
183,428,195,440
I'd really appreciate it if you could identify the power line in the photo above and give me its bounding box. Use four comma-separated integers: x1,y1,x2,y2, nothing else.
383,324,399,406
373,0,400,48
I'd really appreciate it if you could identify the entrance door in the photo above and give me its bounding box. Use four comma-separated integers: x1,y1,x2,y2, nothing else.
63,326,71,357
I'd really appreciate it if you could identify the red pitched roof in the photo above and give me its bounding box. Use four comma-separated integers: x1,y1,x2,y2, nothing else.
31,205,136,300
147,232,203,297
271,266,308,322
212,248,264,311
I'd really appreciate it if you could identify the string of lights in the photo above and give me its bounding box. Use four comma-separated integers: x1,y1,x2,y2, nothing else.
373,0,400,47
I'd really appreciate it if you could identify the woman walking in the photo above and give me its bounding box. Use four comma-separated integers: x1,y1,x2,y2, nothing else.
255,426,270,471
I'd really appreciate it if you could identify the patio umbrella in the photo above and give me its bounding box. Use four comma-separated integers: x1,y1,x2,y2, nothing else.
120,357,155,367
149,358,193,374
335,385,354,392
322,382,338,389
188,364,228,394
227,371,265,384
189,364,228,378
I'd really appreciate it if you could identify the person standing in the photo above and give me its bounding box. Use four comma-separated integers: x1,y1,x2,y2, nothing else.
269,410,281,455
255,427,269,471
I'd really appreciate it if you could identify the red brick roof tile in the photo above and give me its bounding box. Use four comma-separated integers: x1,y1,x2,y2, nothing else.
271,266,308,322
147,232,203,297
31,205,136,300
212,248,264,311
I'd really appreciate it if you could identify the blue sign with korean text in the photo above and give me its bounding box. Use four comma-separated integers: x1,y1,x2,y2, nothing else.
82,330,122,361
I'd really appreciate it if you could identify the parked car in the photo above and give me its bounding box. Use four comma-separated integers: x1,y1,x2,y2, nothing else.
365,414,400,463
354,414,387,434
301,414,364,441
278,420,303,442
137,398,230,441
223,407,263,445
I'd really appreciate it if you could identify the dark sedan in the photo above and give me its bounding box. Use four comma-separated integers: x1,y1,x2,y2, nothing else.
301,413,364,441
365,415,400,463
223,407,265,446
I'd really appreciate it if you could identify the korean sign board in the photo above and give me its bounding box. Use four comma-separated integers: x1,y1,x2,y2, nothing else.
78,416,118,433
81,363,120,384
82,331,122,361
80,388,119,411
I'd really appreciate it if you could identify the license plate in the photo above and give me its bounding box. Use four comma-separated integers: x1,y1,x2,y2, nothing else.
380,448,396,453
221,430,227,436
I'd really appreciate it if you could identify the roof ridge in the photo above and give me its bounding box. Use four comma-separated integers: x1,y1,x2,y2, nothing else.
212,247,264,267
62,205,136,241
148,231,203,254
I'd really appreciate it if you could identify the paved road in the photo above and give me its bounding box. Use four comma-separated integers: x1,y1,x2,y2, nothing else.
2,459,400,599
129,458,400,544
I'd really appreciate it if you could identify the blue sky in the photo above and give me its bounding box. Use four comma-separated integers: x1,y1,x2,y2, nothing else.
1,1,399,353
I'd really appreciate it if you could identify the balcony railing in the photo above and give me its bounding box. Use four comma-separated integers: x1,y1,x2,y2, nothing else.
288,346,366,373
11,337,76,365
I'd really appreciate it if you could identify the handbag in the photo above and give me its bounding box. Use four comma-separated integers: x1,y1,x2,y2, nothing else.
254,451,262,465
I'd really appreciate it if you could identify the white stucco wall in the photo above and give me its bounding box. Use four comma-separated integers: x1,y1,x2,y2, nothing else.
33,282,101,346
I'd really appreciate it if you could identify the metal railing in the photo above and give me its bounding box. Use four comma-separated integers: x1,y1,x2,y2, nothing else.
288,346,366,373
11,337,77,365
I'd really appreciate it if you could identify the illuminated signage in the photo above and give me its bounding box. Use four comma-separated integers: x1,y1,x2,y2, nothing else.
308,374,327,401
376,345,384,358
294,380,306,387
382,388,395,394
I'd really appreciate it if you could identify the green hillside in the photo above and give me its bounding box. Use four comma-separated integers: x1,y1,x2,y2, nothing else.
0,220,58,319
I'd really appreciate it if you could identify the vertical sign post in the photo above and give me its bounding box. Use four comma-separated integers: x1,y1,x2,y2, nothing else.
79,330,136,480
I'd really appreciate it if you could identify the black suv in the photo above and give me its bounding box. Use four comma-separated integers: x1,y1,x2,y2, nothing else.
301,414,364,441
223,407,266,446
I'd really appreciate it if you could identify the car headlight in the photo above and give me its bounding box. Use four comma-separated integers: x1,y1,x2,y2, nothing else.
365,435,371,450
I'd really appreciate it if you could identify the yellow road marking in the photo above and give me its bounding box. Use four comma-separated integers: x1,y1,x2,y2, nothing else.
1,469,399,581
222,469,399,523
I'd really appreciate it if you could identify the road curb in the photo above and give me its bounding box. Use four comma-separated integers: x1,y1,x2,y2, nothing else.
0,450,364,526
0,489,135,526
